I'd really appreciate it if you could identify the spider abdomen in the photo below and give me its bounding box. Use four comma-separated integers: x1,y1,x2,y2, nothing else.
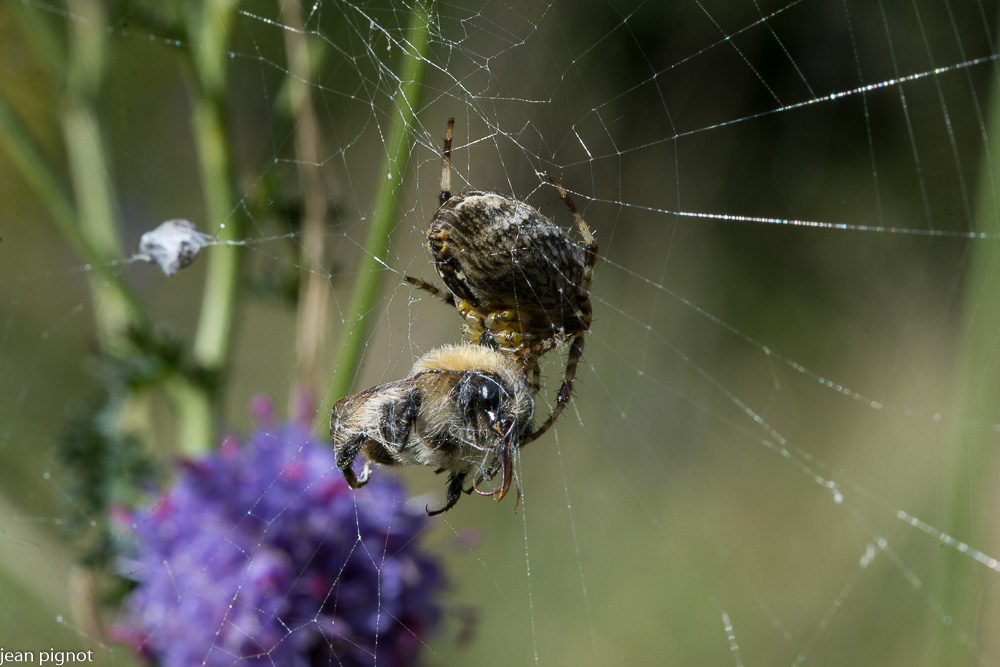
430,192,590,342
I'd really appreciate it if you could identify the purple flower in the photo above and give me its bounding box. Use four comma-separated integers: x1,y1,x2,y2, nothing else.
115,417,444,666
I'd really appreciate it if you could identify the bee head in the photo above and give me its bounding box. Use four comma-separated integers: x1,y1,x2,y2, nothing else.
454,371,517,441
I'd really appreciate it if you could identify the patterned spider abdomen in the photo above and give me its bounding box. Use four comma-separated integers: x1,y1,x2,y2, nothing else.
428,191,590,350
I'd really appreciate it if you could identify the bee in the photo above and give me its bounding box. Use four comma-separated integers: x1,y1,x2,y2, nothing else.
407,119,598,444
331,344,534,515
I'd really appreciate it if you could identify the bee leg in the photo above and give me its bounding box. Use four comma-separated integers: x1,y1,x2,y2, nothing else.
426,471,467,516
336,433,370,489
356,460,372,486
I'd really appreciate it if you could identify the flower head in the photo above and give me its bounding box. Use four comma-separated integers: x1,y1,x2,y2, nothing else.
116,415,444,666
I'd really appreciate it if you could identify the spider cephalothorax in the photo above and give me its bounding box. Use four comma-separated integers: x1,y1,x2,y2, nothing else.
407,119,597,443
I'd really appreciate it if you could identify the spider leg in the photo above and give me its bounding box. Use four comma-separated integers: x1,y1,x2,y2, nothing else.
426,471,467,516
334,432,371,489
506,178,598,446
521,332,586,446
515,332,567,362
549,176,598,328
527,357,541,394
478,329,501,351
439,118,454,205
512,339,557,393
405,276,457,307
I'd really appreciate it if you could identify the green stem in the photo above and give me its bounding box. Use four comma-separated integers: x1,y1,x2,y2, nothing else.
190,96,242,371
284,0,332,410
173,0,242,455
0,95,147,336
4,0,150,350
932,12,1000,664
1,0,148,340
8,0,66,88
314,2,434,433
62,96,134,350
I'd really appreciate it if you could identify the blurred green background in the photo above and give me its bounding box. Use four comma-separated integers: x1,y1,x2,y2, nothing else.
1,0,1000,665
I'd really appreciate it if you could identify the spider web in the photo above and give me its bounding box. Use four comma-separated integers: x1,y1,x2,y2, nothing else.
1,0,999,665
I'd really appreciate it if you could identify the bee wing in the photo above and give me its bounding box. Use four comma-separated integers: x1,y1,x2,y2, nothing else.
330,371,468,437
329,378,418,445
410,368,467,388
331,379,402,416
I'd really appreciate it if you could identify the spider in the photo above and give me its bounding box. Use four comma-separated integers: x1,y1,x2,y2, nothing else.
406,118,597,444
330,344,534,515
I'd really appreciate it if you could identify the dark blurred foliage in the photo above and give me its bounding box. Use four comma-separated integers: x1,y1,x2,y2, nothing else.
55,399,158,570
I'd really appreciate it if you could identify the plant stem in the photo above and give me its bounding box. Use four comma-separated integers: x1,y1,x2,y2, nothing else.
60,0,135,646
62,90,133,351
1,1,150,346
284,0,332,412
932,12,1000,663
0,95,148,337
189,96,241,370
314,2,434,433
63,0,148,351
173,0,242,455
